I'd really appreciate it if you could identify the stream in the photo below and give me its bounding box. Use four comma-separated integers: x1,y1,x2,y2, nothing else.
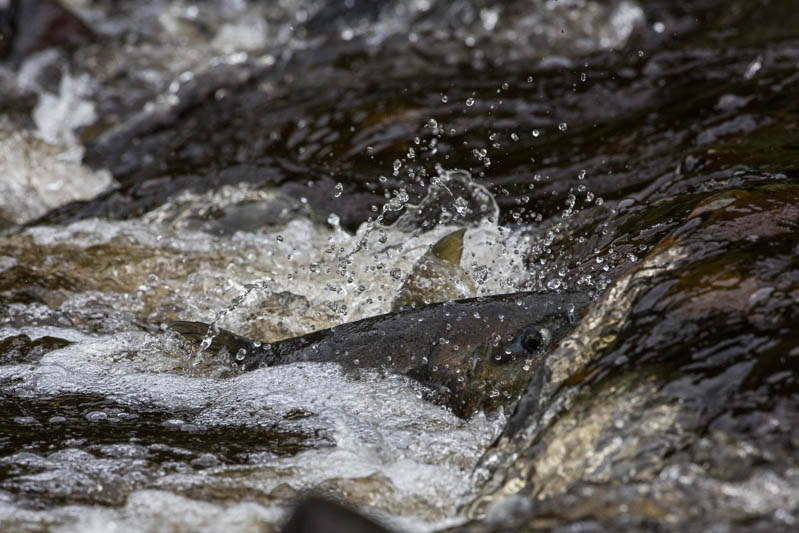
1,1,798,531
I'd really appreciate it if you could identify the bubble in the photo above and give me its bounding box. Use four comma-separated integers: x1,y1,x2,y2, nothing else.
276,235,284,242
454,196,468,215
86,411,108,422
390,268,402,280
546,278,562,290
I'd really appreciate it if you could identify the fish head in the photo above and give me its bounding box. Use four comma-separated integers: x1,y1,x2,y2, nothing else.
421,296,584,418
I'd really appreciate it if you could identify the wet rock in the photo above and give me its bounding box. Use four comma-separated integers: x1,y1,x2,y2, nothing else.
696,114,760,145
0,334,72,364
0,264,77,305
0,0,94,63
464,183,799,529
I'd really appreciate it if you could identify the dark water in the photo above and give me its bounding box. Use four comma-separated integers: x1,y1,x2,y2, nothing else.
1,0,798,531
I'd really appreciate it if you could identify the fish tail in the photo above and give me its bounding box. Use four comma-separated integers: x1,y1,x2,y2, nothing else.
169,321,258,360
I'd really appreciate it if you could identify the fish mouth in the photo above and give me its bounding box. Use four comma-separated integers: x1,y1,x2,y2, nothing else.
432,330,557,418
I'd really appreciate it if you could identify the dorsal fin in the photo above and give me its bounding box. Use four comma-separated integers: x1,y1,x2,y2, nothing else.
431,228,466,265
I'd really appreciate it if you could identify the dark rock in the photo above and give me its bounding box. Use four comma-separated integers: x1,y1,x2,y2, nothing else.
0,334,72,364
1,0,94,63
281,497,392,533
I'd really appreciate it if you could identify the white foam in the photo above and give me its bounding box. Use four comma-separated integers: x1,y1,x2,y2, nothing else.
0,120,114,224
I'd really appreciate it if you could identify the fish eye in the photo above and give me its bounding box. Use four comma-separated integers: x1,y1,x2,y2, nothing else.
522,327,551,353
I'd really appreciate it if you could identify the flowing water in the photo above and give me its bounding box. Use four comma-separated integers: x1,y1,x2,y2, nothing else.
1,0,798,531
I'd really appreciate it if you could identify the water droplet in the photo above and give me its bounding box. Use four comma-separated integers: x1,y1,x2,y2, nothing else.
235,348,247,361
390,268,402,280
276,235,284,242
558,122,568,131
454,196,468,215
441,94,449,103
510,132,519,141
466,97,475,107
532,129,540,137
547,278,562,290
578,169,586,180
580,72,586,82
327,213,340,226
427,118,438,129
745,56,762,79
637,50,644,57
333,183,343,197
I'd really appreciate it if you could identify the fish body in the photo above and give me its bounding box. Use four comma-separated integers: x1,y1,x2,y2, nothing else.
172,291,590,418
